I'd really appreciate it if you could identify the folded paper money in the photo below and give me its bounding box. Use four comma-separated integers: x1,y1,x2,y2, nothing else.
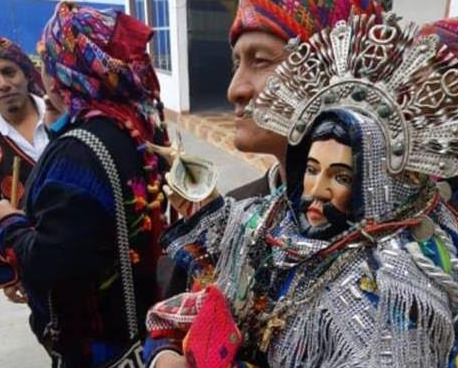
168,153,218,202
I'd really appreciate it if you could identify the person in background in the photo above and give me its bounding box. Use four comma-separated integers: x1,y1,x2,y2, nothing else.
0,37,49,304
0,2,169,367
0,37,48,205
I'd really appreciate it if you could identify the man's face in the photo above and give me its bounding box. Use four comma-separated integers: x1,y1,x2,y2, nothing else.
227,32,287,157
303,139,353,227
0,58,29,117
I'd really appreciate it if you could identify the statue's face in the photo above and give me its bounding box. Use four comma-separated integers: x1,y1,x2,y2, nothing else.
303,139,353,227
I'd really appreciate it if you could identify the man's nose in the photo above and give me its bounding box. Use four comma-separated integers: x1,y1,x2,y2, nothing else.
0,75,12,92
309,174,332,201
227,66,255,108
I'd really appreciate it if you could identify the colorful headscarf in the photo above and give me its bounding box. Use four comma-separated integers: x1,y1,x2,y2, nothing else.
38,2,169,243
379,0,392,11
418,18,458,56
38,1,165,142
0,37,44,97
229,0,384,45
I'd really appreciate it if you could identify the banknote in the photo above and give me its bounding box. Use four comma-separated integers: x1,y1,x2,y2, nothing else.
168,153,218,202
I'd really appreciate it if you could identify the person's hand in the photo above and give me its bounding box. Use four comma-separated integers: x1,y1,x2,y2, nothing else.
0,199,23,221
3,282,28,304
152,352,187,368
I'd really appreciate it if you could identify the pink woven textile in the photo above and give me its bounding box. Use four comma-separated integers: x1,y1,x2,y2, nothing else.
146,285,243,368
183,286,243,368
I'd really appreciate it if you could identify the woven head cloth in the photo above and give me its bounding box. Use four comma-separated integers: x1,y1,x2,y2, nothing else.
0,37,44,97
418,17,458,56
229,0,384,45
38,1,163,142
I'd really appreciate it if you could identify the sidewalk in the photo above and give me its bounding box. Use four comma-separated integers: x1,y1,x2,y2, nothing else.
0,297,50,367
172,111,276,173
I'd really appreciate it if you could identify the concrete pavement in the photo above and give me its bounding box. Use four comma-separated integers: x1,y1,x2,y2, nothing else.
0,125,263,368
176,126,263,194
0,297,50,367
174,111,276,173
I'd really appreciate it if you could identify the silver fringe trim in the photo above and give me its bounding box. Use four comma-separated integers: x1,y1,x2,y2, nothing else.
270,302,366,368
372,269,454,368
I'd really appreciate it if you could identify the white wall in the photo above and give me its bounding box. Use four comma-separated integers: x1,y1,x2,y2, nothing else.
126,0,190,113
450,0,458,16
394,0,448,23
156,0,190,113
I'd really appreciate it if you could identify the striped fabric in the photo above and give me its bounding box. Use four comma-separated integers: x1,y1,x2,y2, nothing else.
419,17,458,56
229,0,384,45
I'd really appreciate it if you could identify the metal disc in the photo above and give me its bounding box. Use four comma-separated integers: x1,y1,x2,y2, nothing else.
411,216,435,243
436,181,452,202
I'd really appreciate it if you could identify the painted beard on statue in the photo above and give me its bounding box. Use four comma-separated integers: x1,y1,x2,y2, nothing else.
286,111,362,241
299,196,350,240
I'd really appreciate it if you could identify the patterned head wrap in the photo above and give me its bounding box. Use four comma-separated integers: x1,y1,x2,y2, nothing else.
0,37,44,97
418,18,458,56
229,0,384,45
419,18,458,216
38,1,165,142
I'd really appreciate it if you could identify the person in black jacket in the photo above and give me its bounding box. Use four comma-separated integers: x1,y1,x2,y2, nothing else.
0,3,170,367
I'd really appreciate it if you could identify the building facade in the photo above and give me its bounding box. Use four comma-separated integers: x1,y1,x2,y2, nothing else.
0,0,235,114
394,0,449,23
133,0,236,113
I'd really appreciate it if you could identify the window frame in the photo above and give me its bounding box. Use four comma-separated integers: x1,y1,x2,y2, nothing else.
446,0,458,16
146,0,172,74
133,0,147,23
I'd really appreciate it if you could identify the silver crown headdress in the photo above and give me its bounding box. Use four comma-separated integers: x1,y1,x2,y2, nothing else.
251,13,458,178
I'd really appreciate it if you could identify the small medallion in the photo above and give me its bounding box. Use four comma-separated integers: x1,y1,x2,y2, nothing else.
411,216,435,243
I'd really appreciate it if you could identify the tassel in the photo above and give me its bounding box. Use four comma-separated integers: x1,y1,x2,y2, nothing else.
129,249,141,264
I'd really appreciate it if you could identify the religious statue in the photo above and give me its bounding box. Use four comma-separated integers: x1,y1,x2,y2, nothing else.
145,12,458,368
